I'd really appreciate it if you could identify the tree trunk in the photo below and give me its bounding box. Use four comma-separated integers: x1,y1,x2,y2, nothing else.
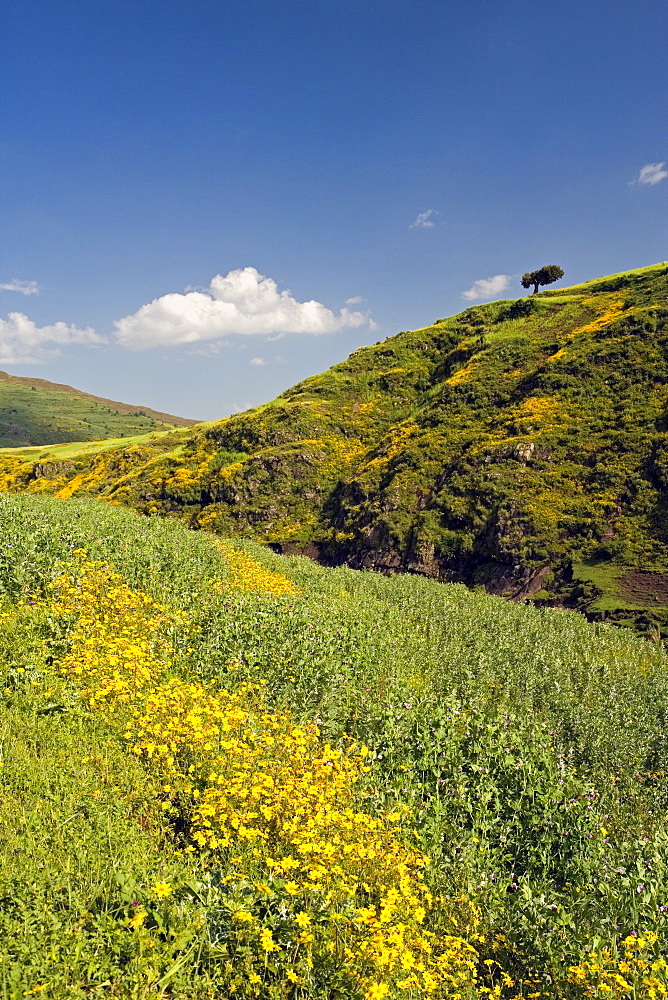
532,281,539,294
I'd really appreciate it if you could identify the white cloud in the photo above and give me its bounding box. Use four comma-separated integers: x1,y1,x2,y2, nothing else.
0,279,40,296
462,274,512,301
0,312,103,364
250,356,267,366
345,295,364,305
409,209,437,229
114,267,374,350
631,162,667,186
190,341,231,357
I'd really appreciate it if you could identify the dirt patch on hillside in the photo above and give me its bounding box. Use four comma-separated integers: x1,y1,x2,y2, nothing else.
618,570,668,606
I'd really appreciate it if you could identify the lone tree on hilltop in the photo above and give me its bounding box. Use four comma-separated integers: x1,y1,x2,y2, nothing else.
521,265,564,295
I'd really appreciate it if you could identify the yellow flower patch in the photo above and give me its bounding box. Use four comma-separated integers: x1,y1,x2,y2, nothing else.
213,541,304,597
569,932,668,998
40,553,481,998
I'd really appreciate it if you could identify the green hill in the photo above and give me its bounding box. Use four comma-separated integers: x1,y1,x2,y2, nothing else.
1,262,667,633
0,370,198,446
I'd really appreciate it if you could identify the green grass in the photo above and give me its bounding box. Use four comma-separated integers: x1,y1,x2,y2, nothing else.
573,560,668,620
1,494,667,996
0,427,193,461
540,260,668,296
572,560,640,610
0,662,195,997
0,376,197,448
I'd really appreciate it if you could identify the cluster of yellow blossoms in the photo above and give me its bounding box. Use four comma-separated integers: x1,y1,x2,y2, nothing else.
569,932,668,999
43,553,485,999
213,541,304,598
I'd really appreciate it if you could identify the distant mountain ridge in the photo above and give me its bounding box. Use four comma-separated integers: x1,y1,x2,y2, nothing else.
1,261,667,633
0,371,198,447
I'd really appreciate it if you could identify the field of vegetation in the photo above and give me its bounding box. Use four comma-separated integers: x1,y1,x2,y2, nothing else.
1,493,667,998
1,263,666,633
0,371,196,447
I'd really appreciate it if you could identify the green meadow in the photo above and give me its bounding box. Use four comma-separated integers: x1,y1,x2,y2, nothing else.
0,374,196,448
0,427,193,462
1,493,666,998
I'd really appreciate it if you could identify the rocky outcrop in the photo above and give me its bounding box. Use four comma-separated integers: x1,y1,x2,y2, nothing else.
30,461,77,480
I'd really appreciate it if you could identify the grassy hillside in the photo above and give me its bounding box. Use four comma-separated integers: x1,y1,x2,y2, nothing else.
1,494,667,998
1,262,667,633
0,370,198,446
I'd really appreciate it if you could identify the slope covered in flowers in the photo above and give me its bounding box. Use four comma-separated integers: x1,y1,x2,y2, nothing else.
43,553,480,998
1,495,668,998
1,263,667,632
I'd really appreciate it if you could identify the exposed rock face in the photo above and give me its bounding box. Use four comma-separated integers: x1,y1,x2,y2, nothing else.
31,461,76,480
269,541,323,562
485,564,552,602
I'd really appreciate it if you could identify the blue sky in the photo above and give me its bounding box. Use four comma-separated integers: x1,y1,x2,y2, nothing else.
1,0,666,420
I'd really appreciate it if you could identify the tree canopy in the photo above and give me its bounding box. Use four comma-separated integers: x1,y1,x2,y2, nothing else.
521,265,564,294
